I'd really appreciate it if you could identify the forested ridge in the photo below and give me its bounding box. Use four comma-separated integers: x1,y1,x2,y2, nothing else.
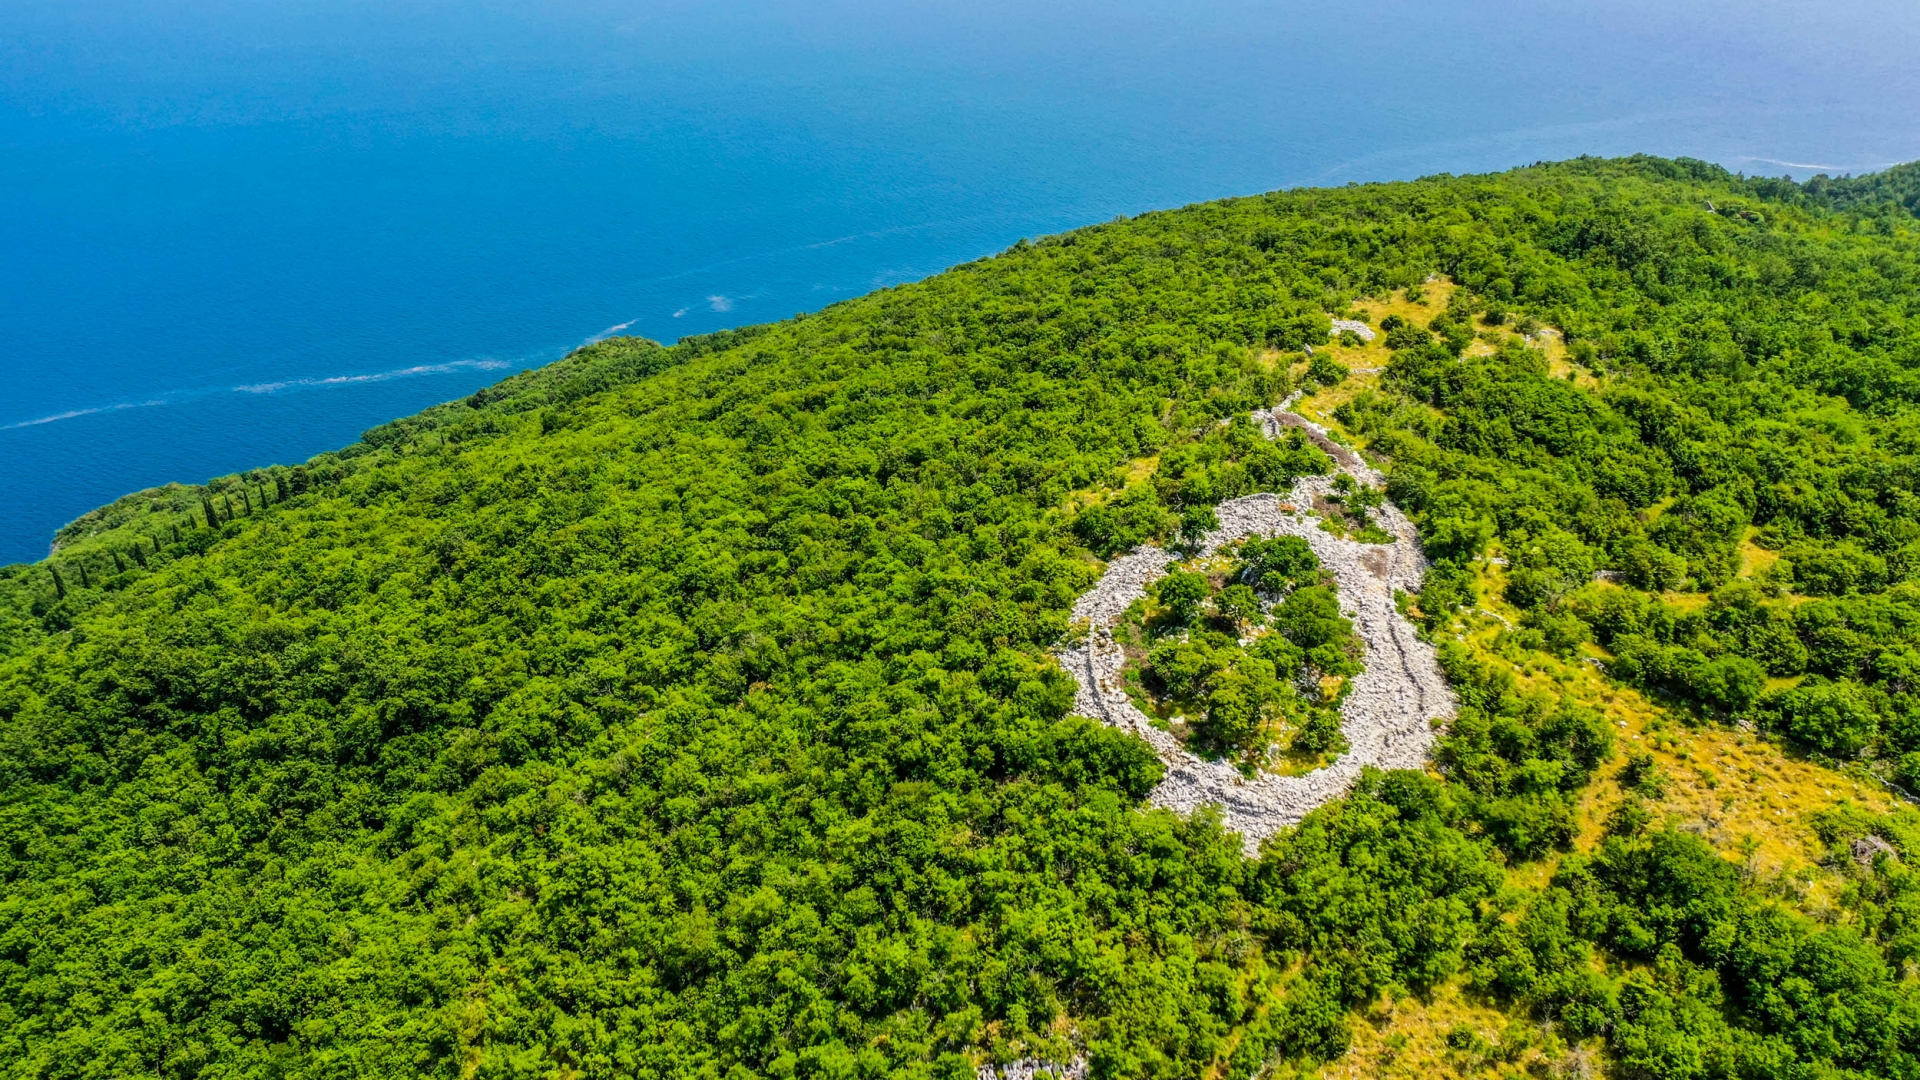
5,156,1920,1077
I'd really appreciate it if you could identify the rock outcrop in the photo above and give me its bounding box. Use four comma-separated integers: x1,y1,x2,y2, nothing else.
1329,318,1376,342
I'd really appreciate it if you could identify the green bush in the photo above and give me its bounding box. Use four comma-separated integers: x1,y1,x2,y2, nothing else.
6,155,1920,1076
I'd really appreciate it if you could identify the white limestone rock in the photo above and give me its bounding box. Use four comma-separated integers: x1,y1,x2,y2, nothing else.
1057,404,1453,855
977,1059,1088,1080
1329,318,1376,343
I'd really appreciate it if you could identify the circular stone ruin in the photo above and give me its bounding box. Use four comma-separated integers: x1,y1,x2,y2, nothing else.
1057,401,1454,854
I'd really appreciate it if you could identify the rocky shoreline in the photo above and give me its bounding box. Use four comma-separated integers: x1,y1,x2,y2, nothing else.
1056,403,1454,855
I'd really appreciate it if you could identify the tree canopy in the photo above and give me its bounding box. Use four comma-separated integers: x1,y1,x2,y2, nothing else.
5,155,1920,1078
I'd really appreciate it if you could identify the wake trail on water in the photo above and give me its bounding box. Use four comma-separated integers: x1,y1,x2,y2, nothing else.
234,359,510,394
6,285,841,436
2,358,520,433
0,399,174,432
583,320,636,344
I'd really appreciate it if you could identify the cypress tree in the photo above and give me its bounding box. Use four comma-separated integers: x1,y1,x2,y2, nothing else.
49,565,65,599
170,524,181,545
202,496,218,526
274,473,287,500
154,534,164,555
131,544,148,569
111,550,126,574
77,562,91,589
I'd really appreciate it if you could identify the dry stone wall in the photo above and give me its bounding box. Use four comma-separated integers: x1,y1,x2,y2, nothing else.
1057,403,1453,855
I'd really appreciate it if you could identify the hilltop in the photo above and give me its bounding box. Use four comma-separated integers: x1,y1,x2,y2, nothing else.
4,156,1920,1079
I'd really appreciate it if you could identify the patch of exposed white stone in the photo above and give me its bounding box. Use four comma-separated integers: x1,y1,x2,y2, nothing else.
1329,318,1376,343
976,1060,1088,1080
1057,400,1454,856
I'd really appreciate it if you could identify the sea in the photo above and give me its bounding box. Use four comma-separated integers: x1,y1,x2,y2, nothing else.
3,0,1918,563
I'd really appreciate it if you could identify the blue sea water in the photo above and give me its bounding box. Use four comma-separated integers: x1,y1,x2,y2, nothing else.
3,0,1918,563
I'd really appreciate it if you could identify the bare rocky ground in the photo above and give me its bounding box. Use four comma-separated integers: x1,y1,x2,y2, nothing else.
1057,402,1454,855
1329,318,1377,342
976,1061,1089,1080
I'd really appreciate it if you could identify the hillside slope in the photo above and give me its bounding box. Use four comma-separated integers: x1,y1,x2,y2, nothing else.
5,156,1920,1079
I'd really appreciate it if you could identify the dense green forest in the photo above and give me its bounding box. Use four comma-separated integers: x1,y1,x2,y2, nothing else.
1117,536,1364,771
6,156,1920,1078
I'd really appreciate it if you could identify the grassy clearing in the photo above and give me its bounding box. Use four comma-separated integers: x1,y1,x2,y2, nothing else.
1353,280,1457,320
1446,563,1896,881
1738,532,1782,579
1062,453,1161,515
1308,983,1587,1080
1291,281,1606,427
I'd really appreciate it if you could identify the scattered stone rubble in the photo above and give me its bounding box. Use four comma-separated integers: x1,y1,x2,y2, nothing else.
1057,402,1454,855
1853,835,1899,868
976,1060,1088,1080
1329,318,1376,343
